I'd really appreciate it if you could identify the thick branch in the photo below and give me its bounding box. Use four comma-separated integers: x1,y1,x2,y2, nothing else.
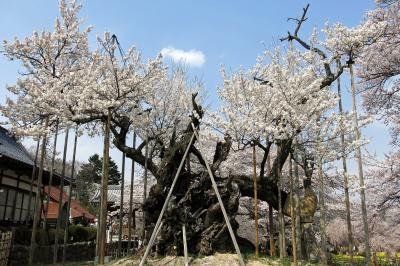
111,120,160,179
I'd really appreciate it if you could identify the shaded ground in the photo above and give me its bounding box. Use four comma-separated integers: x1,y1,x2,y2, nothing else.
109,253,317,266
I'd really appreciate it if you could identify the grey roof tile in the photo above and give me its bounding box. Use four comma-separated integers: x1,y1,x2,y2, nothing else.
0,126,34,165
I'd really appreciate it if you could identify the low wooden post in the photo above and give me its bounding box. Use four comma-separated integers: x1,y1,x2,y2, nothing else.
182,224,188,266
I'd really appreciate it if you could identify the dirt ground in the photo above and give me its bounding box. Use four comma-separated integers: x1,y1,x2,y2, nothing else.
108,253,313,266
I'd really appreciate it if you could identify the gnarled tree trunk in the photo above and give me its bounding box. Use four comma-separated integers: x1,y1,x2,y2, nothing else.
111,95,318,255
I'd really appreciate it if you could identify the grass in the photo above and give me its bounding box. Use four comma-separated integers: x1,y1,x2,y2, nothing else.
111,252,400,266
332,253,399,266
243,253,319,265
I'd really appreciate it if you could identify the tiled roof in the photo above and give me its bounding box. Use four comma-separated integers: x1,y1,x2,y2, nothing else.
44,186,68,203
0,126,34,166
43,186,96,220
90,183,146,208
44,201,96,220
91,184,124,203
0,126,70,185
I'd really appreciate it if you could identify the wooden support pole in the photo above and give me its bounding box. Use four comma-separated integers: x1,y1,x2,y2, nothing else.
293,151,302,259
289,154,298,265
26,137,40,222
98,108,112,265
277,144,285,259
29,117,49,266
267,153,276,257
44,122,59,231
336,60,354,264
62,127,79,264
139,132,195,266
117,148,126,257
191,124,245,266
182,224,188,266
252,144,259,257
349,64,371,266
318,161,327,265
128,132,136,252
53,128,70,264
142,137,149,243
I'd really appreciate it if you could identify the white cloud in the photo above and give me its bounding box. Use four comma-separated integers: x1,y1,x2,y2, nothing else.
161,47,205,67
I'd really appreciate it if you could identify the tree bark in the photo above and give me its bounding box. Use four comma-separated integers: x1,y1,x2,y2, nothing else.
110,96,317,256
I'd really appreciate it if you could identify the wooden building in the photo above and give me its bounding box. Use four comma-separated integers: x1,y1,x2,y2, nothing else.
0,126,68,226
43,186,95,227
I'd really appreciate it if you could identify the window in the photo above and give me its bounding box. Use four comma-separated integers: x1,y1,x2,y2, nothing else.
0,187,33,222
14,192,23,222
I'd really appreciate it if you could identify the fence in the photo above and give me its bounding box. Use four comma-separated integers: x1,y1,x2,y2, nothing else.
107,240,140,259
0,231,13,266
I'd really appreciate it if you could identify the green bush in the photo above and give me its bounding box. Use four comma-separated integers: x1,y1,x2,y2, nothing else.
68,224,96,242
10,225,95,245
12,227,64,245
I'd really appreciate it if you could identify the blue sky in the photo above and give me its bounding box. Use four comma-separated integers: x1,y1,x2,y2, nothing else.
0,0,391,181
